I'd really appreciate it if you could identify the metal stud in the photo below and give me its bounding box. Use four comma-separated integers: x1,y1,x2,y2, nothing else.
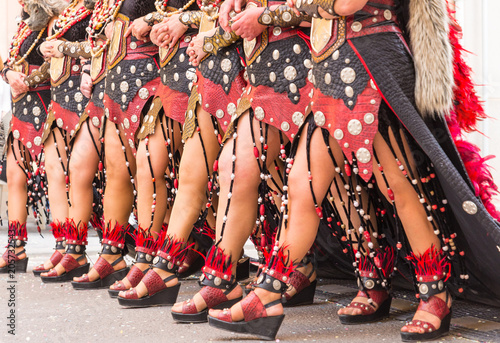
254,106,265,120
314,111,326,126
284,66,297,81
340,67,356,84
221,58,232,72
347,119,362,135
281,121,290,132
356,148,371,163
334,129,344,140
462,200,478,215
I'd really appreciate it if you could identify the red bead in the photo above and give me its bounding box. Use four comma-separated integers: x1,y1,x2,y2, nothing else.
174,179,178,189
387,188,394,201
213,160,218,172
396,243,402,249
98,162,103,171
253,147,259,158
264,144,268,150
345,164,351,176
218,134,222,145
315,207,323,218
363,231,371,242
260,204,265,216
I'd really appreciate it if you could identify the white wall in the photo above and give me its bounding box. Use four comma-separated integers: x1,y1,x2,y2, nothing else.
456,0,500,205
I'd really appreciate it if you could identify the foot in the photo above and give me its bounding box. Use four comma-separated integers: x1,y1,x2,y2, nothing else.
73,254,126,282
34,249,66,271
401,292,452,334
285,263,316,299
208,287,282,322
40,253,88,277
110,262,149,290
172,279,243,314
337,289,388,316
118,267,177,298
0,247,27,268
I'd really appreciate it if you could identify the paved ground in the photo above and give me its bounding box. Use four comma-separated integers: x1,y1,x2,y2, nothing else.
1,224,500,343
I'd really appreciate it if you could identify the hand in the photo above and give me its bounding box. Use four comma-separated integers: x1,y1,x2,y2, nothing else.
105,21,114,40
80,72,92,98
39,39,64,59
186,31,213,67
151,15,188,48
230,6,267,40
286,0,301,16
6,71,29,98
125,17,152,41
150,20,169,46
219,0,248,32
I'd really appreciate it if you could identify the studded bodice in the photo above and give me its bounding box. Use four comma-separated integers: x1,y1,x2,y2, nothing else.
120,0,156,21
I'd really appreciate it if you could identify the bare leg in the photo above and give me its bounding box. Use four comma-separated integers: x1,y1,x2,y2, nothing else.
43,129,69,222
370,131,448,333
136,117,182,233
130,107,219,298
0,142,29,267
46,120,101,275
73,121,131,282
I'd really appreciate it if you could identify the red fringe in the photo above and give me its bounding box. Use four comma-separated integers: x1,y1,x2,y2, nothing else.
357,246,395,278
263,245,294,278
132,226,157,252
65,220,88,245
204,246,233,278
406,246,450,281
50,221,66,240
8,221,27,241
446,9,500,221
102,222,126,245
158,235,191,267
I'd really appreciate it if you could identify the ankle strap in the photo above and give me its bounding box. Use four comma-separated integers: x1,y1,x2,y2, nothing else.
152,254,178,273
55,240,66,251
15,249,26,257
101,243,123,255
66,244,86,254
135,251,154,264
416,275,446,301
110,256,124,266
200,272,237,293
255,271,288,294
264,299,283,308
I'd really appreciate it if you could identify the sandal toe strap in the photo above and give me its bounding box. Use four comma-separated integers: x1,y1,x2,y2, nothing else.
200,286,229,308
142,269,168,296
417,295,450,319
93,256,116,279
49,250,64,266
182,299,199,314
241,292,269,322
126,265,147,288
345,302,376,315
405,320,436,333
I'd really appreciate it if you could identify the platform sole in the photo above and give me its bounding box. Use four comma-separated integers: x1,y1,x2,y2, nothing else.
118,283,181,308
171,296,243,323
41,263,90,283
400,310,452,342
284,280,317,307
209,314,285,341
71,267,130,290
0,257,29,273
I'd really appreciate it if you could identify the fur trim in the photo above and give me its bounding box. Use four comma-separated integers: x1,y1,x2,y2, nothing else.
409,0,454,118
24,0,68,18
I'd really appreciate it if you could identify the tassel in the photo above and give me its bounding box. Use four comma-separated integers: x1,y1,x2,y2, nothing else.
133,226,158,255
263,245,294,280
406,245,450,281
158,235,191,269
357,246,395,278
101,222,126,247
50,221,66,241
65,220,88,245
203,246,233,281
8,221,28,242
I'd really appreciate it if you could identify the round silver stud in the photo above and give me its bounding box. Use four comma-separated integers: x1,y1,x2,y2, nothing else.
356,148,371,163
364,113,375,125
351,21,362,32
281,121,290,132
314,111,326,126
334,129,344,140
345,86,354,98
462,200,478,215
284,66,297,81
293,44,301,54
221,59,232,72
227,103,236,116
254,107,265,120
341,67,356,84
292,112,304,126
347,119,362,135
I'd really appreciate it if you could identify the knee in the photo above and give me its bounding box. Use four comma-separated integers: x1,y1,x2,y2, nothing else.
6,164,27,190
287,165,313,204
69,156,96,186
218,147,258,191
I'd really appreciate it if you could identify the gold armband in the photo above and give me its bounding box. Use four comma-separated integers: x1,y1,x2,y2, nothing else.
57,41,92,59
24,62,50,87
179,10,203,28
144,12,165,26
258,5,311,27
202,27,240,55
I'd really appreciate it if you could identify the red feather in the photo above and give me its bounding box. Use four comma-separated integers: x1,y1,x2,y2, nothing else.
65,220,88,245
204,245,233,279
357,246,395,278
49,221,66,240
406,246,450,281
